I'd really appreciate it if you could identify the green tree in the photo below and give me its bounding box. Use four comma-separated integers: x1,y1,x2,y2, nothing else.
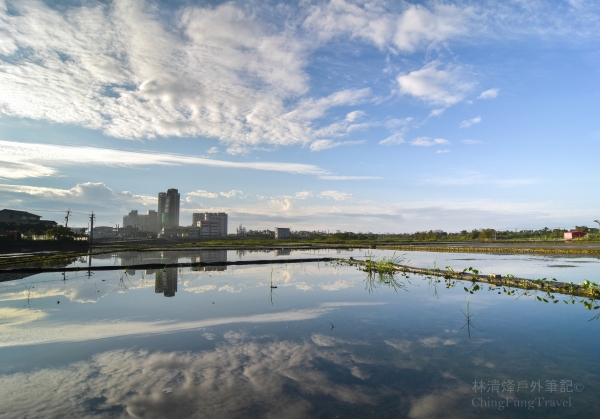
45,227,76,240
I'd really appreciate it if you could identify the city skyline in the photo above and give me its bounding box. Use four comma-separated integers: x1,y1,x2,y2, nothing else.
1,1,599,232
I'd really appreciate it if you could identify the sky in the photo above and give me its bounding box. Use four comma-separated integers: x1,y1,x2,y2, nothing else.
1,0,599,233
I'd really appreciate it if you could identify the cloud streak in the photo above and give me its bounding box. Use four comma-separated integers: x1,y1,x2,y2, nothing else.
0,140,333,178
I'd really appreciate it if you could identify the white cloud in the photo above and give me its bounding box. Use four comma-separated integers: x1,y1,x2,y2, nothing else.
459,117,482,128
460,139,482,144
294,191,313,199
319,190,354,201
478,88,499,99
220,190,243,198
0,1,372,152
345,110,365,122
397,61,474,107
0,182,155,207
304,1,476,52
188,190,219,199
411,137,450,147
379,132,405,145
429,108,445,117
393,4,475,52
309,139,365,152
206,147,219,154
436,149,450,154
0,160,57,180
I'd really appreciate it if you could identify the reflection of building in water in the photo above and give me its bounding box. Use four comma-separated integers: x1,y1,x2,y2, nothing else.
155,268,178,297
190,250,227,272
275,248,291,256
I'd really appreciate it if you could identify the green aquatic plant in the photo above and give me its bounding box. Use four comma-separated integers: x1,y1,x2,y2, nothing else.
363,251,406,274
461,297,482,339
463,283,481,294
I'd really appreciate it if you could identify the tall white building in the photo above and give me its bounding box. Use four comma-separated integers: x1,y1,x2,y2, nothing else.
192,213,228,237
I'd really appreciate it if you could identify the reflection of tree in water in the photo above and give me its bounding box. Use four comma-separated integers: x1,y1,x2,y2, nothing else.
1,255,81,272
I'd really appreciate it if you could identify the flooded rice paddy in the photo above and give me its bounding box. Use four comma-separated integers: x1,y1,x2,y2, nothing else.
0,249,599,418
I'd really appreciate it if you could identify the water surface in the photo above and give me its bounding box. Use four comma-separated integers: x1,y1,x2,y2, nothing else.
0,252,599,418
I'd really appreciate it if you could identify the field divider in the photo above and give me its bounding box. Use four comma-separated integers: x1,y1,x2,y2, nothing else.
339,258,600,299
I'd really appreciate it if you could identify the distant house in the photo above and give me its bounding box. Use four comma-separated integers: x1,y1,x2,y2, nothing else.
0,209,41,222
564,231,586,240
0,209,57,227
93,226,115,239
275,227,291,240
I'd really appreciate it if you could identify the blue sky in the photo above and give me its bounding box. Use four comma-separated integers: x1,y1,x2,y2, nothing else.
1,0,599,232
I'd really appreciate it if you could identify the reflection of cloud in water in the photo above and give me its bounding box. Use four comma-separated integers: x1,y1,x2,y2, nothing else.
385,339,412,353
0,277,154,304
320,279,355,291
419,337,459,347
472,358,495,369
408,384,471,419
218,284,241,293
181,265,358,293
0,308,331,347
311,334,369,348
0,308,46,327
0,336,376,418
0,303,383,347
185,284,216,294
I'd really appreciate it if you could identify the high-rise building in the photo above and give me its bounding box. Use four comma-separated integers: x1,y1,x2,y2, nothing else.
192,212,228,236
158,192,166,229
158,189,180,229
165,188,180,228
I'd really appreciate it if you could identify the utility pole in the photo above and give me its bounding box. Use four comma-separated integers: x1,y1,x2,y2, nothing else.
64,208,71,227
89,212,95,244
